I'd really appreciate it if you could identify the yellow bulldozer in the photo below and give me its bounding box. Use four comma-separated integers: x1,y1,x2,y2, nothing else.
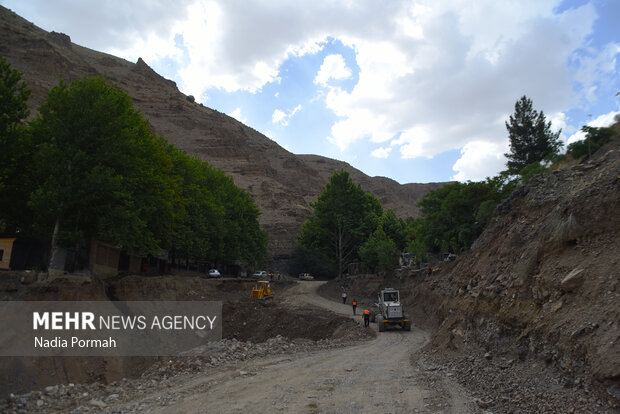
251,280,274,302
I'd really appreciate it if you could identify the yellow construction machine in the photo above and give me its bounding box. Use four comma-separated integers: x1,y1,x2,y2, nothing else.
251,280,274,302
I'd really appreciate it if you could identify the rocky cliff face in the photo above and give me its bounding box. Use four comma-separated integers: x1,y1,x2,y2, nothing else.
0,6,448,266
412,133,620,411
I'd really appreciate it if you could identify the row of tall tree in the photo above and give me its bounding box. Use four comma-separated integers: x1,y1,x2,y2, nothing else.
0,58,267,270
295,95,615,277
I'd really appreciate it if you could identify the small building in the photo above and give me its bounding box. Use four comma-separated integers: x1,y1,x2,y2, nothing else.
0,238,17,270
89,239,141,277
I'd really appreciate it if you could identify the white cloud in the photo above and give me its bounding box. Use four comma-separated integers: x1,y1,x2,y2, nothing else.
371,147,392,159
228,107,246,123
10,0,616,183
452,141,508,182
566,110,620,145
272,109,287,125
588,110,619,128
549,112,567,133
314,54,352,86
571,42,620,105
272,104,302,126
3,0,194,55
566,129,586,146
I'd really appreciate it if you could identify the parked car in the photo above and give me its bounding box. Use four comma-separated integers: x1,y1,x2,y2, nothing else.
208,269,221,278
298,273,314,280
253,270,267,278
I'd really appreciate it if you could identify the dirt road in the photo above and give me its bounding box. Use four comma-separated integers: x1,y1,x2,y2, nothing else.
117,281,474,413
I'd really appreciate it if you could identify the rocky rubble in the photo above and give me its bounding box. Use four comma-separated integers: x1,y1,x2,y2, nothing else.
418,144,620,412
420,329,616,414
1,327,372,414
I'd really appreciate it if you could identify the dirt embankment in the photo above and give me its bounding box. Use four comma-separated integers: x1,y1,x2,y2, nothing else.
0,274,364,398
426,146,619,408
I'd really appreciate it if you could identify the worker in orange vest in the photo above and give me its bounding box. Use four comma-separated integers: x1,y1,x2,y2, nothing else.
363,309,370,327
351,299,358,315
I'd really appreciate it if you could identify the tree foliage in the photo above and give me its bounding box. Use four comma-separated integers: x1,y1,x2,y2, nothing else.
411,178,516,255
28,77,179,255
0,56,32,234
167,149,267,268
505,96,562,174
1,70,266,270
566,126,613,160
358,226,400,273
377,209,407,251
0,57,30,136
298,170,382,277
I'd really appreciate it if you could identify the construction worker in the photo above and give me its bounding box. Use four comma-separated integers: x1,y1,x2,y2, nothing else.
351,299,357,315
363,309,370,327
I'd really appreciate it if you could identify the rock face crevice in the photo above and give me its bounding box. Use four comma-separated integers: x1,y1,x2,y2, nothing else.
0,6,448,265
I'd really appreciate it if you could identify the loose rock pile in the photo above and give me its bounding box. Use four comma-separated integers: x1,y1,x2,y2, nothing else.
2,327,372,413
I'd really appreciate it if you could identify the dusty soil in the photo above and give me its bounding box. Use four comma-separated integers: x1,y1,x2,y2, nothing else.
0,274,346,397
2,280,476,413
325,268,620,413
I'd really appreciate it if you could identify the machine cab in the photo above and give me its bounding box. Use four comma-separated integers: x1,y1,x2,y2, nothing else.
382,288,399,304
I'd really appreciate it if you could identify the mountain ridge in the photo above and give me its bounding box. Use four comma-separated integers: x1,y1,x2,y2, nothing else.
0,6,449,265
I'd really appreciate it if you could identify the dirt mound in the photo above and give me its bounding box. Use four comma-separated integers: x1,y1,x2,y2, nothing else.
0,275,365,398
224,301,361,342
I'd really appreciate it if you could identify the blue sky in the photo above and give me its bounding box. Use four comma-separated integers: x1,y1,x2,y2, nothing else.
2,0,618,184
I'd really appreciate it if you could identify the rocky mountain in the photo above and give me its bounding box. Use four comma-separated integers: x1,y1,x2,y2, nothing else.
0,6,447,266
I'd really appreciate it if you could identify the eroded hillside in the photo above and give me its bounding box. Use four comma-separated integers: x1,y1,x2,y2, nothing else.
0,6,447,266
413,135,620,411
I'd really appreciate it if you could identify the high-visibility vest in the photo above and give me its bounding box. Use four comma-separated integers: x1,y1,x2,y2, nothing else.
364,309,370,315
352,301,357,306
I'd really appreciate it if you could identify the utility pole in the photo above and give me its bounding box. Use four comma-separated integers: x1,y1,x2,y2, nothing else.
587,114,592,158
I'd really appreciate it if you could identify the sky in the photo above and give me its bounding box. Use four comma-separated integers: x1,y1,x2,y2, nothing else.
2,0,619,184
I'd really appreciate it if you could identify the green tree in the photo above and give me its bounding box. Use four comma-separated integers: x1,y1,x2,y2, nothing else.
0,57,30,138
28,77,180,272
167,148,223,266
298,170,382,278
167,147,267,269
505,96,562,174
216,175,267,268
359,226,400,273
404,217,430,263
0,57,32,233
415,177,515,254
377,209,407,250
566,126,613,159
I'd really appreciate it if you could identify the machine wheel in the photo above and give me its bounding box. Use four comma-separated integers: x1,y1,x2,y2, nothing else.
378,319,385,332
403,320,411,331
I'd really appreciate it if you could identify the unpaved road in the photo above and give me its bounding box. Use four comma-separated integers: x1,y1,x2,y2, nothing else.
117,281,475,413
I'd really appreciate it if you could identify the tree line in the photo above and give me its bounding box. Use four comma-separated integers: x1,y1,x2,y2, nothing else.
295,95,615,277
0,57,267,271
